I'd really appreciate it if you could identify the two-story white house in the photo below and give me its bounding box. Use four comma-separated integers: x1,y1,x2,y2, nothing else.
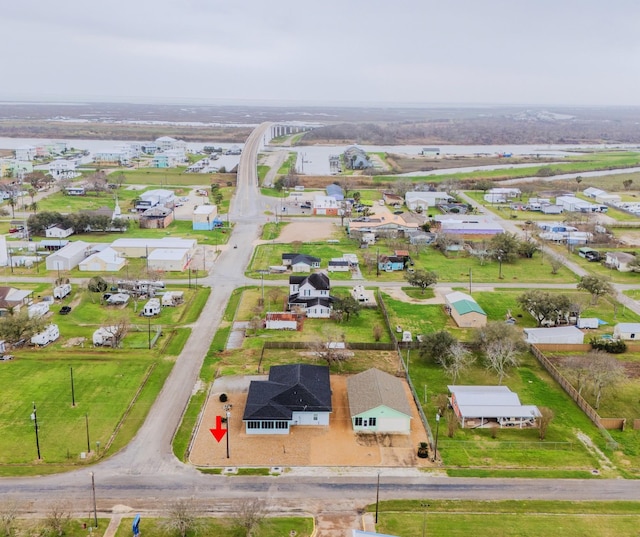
288,273,333,318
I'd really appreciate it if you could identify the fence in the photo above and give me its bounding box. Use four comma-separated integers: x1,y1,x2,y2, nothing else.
441,440,574,451
530,345,622,447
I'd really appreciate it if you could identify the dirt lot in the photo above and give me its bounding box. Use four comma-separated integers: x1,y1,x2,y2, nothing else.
189,375,432,468
277,219,341,242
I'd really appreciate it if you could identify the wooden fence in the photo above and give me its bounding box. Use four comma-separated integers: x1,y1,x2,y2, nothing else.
530,345,624,443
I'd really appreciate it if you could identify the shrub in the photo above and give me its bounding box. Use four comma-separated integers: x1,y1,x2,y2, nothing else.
589,337,627,354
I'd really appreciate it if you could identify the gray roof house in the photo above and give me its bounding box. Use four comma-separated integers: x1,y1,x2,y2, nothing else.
242,364,332,434
347,368,413,434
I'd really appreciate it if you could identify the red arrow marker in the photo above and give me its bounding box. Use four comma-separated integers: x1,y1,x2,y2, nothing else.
209,415,227,442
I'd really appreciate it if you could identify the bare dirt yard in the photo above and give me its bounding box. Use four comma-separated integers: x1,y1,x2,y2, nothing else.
189,375,432,469
276,219,341,243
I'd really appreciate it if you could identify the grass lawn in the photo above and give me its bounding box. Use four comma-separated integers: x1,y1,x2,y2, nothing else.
0,352,173,470
374,500,640,537
114,516,313,537
410,350,610,476
236,287,392,345
362,240,578,284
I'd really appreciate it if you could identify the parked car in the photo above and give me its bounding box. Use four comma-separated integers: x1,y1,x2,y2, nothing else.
59,306,72,315
0,355,14,361
393,210,404,215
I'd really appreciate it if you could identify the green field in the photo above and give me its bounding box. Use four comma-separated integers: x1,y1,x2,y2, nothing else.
374,500,640,537
114,515,313,537
0,354,172,471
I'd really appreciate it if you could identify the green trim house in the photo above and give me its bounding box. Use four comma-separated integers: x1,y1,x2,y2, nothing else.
347,368,412,435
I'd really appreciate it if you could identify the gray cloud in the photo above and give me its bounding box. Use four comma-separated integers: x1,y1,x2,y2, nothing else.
3,0,640,105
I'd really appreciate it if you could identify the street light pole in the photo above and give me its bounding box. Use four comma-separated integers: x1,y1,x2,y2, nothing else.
90,472,98,528
226,410,231,459
432,413,440,462
375,472,380,524
31,402,41,460
85,413,91,454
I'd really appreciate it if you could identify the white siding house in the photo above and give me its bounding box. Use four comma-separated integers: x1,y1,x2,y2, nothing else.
45,241,90,272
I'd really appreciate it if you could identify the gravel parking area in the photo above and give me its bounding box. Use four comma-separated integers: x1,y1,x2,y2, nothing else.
189,375,432,469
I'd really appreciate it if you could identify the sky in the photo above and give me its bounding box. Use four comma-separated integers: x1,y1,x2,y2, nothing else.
3,0,640,107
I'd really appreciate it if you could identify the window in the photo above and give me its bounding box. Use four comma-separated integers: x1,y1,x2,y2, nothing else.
247,421,260,429
354,417,363,426
275,421,288,429
261,421,274,429
369,417,377,427
313,414,318,421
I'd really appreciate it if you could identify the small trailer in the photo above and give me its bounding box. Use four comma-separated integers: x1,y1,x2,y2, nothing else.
31,324,60,346
142,298,161,317
53,283,72,299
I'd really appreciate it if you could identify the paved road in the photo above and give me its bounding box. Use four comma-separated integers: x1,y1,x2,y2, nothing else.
3,125,640,530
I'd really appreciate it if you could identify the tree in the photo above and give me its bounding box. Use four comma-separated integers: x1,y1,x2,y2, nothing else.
575,176,583,191
352,191,361,204
333,296,361,322
418,330,457,363
517,290,572,326
440,341,474,382
0,310,47,344
405,269,438,294
43,501,71,536
88,276,108,293
473,321,523,351
536,407,554,440
518,238,539,259
489,232,521,263
484,338,521,384
586,351,626,409
102,316,130,348
549,256,564,275
577,275,614,305
232,499,266,537
112,172,127,189
310,327,349,367
474,180,495,193
562,355,591,396
6,197,15,219
623,178,633,191
162,498,201,537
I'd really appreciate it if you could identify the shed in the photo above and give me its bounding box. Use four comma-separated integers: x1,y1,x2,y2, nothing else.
445,291,487,328
523,326,585,344
614,323,640,341
264,312,301,330
347,368,412,434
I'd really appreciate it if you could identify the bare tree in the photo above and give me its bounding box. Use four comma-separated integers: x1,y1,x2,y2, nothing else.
563,355,591,396
310,327,349,367
441,342,474,383
549,256,564,275
536,406,554,440
103,316,130,348
162,498,201,537
43,501,70,536
484,338,521,384
232,499,266,537
587,351,626,409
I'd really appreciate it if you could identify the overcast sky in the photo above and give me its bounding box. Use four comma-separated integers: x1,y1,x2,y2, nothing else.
3,0,639,107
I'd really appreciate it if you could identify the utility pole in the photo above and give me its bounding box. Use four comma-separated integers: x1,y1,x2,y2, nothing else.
31,402,41,460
